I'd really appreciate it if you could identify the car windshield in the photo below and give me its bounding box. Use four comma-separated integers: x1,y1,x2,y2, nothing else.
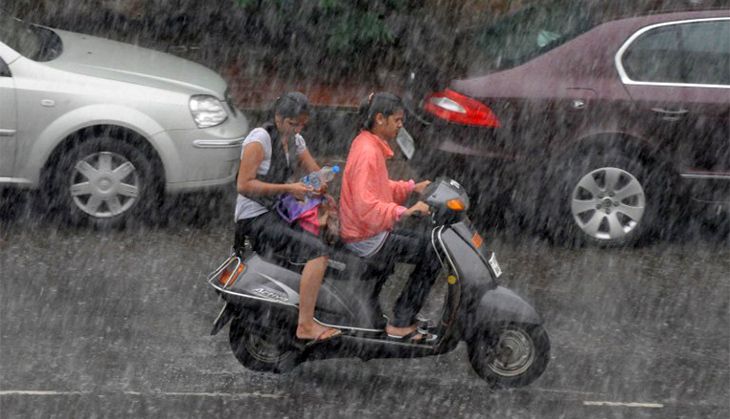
457,0,601,76
0,13,62,62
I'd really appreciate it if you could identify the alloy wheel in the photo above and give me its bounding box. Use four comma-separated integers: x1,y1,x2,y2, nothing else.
69,151,140,218
570,167,646,241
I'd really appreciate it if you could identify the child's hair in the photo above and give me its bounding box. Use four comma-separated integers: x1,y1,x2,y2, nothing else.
273,91,310,119
358,92,404,130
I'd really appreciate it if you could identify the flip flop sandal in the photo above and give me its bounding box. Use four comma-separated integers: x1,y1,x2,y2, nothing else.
296,328,343,348
382,315,432,330
415,315,432,327
416,325,439,335
386,330,438,344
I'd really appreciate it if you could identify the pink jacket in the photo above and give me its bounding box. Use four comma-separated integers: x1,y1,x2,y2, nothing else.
339,130,414,243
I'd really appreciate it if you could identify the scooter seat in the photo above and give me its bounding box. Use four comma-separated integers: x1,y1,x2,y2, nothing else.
236,232,391,281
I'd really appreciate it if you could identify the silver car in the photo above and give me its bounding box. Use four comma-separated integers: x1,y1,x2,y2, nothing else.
0,13,248,225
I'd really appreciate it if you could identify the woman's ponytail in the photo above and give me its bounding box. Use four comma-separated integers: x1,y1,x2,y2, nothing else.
359,92,403,130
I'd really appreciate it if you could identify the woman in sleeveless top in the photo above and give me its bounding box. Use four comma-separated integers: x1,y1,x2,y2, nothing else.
235,92,340,344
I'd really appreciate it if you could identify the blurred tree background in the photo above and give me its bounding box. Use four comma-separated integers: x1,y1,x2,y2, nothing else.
1,1,523,95
2,0,724,108
3,0,722,154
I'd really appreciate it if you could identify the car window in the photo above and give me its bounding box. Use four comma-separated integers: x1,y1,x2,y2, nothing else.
680,20,730,85
0,13,62,62
622,19,730,86
458,0,603,76
622,25,682,83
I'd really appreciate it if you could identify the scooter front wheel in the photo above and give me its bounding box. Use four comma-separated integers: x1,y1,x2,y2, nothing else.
229,318,300,373
467,323,550,388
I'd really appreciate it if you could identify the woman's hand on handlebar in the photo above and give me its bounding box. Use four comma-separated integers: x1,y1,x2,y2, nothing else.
414,180,431,195
403,201,430,217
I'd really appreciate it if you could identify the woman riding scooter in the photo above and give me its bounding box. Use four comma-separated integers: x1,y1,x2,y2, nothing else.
211,101,550,386
339,92,439,342
235,92,340,344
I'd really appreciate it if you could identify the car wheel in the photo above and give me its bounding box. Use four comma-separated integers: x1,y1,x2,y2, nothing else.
541,150,671,246
49,134,159,227
467,323,550,389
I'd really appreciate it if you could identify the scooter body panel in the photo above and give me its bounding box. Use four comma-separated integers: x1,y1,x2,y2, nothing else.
212,251,393,331
437,223,543,331
215,254,358,318
438,225,497,292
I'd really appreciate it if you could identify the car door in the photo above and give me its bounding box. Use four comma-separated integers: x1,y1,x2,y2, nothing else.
617,18,730,177
0,54,17,177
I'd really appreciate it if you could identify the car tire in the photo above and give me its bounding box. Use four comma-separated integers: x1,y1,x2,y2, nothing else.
538,149,673,247
47,134,160,228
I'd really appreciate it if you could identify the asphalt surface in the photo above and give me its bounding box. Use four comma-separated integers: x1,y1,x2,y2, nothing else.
1,189,728,419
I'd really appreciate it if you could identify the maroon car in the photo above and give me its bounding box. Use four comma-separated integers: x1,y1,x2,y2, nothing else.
408,6,729,246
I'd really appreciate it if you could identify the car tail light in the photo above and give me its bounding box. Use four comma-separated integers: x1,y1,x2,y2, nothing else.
423,89,500,127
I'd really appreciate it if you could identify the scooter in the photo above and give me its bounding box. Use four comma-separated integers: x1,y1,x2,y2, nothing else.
207,176,551,388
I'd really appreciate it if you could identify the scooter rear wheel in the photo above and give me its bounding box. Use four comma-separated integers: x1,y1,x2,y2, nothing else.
229,318,299,373
468,323,550,388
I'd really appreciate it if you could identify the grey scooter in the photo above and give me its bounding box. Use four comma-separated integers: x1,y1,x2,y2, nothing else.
207,177,550,388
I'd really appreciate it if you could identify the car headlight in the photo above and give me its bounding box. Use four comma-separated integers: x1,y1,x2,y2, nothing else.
189,95,228,128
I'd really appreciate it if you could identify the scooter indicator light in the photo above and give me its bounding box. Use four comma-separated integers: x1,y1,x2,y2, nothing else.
447,275,457,285
471,232,483,249
446,199,466,211
219,262,245,287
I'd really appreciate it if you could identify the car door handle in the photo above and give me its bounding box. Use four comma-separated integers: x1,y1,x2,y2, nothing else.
651,107,689,121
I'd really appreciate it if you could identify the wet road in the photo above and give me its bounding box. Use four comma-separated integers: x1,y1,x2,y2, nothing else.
1,190,728,418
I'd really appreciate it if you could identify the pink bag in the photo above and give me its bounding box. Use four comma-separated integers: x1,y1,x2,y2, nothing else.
275,194,339,243
296,206,321,235
275,194,322,223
